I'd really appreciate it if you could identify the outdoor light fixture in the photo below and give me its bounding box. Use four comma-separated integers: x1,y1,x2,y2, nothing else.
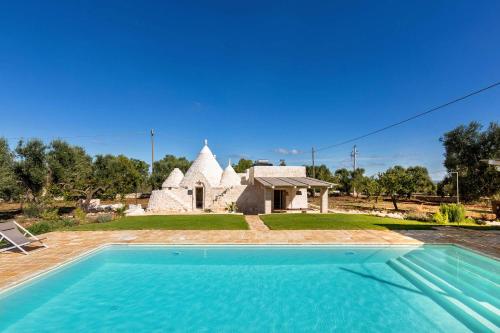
449,171,459,204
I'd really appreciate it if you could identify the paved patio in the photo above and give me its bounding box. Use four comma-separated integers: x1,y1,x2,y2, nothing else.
0,227,498,291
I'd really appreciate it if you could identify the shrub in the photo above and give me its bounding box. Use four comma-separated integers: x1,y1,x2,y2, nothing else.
60,218,78,227
405,212,432,222
439,204,466,223
40,208,59,221
226,202,238,213
27,218,78,235
96,214,112,223
27,221,53,235
464,217,478,225
73,207,87,223
115,205,127,217
23,203,45,218
433,210,448,224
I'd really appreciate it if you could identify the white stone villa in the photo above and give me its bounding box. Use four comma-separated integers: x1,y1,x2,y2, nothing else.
147,141,333,214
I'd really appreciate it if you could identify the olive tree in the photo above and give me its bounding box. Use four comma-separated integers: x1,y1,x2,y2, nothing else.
378,166,408,210
0,138,20,201
440,121,499,201
14,139,48,202
233,158,253,173
150,155,191,190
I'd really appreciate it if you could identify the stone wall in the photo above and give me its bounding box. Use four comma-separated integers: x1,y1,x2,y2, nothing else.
284,187,308,209
209,184,265,214
147,189,191,212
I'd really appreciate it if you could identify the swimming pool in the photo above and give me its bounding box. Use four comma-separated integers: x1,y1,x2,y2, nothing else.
0,245,498,332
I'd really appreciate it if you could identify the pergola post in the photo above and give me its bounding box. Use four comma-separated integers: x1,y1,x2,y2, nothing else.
264,188,273,214
320,187,328,213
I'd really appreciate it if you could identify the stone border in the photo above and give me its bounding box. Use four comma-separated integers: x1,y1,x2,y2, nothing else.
2,241,498,296
0,243,423,295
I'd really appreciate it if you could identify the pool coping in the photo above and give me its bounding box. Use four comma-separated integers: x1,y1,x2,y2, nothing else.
1,242,496,296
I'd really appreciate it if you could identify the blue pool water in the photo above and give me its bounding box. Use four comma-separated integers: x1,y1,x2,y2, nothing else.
0,245,498,332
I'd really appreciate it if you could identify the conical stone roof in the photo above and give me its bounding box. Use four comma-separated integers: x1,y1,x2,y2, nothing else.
180,140,223,187
220,160,241,187
162,168,184,189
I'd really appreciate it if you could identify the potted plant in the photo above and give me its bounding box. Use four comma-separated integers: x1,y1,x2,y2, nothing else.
226,202,238,213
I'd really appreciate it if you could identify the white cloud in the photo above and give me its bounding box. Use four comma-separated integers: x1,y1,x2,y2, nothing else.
228,153,250,159
274,148,303,155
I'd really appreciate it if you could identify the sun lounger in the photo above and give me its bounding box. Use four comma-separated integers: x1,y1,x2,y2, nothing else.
0,221,48,254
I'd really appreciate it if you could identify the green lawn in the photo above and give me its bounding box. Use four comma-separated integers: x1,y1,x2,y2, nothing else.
68,214,248,231
260,213,492,230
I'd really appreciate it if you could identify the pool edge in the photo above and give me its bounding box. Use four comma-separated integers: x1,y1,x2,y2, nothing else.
1,242,497,295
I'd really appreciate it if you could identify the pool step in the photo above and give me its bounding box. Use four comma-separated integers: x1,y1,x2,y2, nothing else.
397,257,500,327
441,246,499,271
405,252,500,309
418,249,500,285
388,259,499,333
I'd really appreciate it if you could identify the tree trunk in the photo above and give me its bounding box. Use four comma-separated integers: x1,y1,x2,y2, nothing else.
391,195,399,210
82,188,99,211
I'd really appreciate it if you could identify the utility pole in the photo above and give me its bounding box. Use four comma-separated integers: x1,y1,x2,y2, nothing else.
351,145,358,172
311,147,316,178
150,129,155,174
351,145,358,196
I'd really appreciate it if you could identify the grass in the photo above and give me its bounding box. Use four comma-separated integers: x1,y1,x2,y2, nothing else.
67,214,248,231
260,213,495,231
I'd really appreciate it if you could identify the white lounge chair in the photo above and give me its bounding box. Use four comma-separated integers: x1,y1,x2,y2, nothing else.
0,221,48,255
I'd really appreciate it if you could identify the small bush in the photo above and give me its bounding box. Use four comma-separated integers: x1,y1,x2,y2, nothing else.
64,218,78,227
27,218,78,235
115,206,127,217
226,202,238,213
74,207,87,223
27,221,53,235
40,208,59,221
96,214,113,223
433,210,448,224
405,212,432,222
23,203,45,218
439,204,466,223
463,217,478,225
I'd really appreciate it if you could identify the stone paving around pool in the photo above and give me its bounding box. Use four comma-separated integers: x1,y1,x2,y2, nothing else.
0,226,498,291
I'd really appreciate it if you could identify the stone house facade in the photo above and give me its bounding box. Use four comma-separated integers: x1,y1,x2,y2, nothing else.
147,141,333,214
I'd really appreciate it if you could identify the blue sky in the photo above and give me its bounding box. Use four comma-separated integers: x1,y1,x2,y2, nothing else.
1,1,499,180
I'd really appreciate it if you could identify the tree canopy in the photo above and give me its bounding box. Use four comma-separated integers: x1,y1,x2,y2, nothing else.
93,154,149,199
0,138,19,201
47,140,94,198
378,165,435,210
14,139,48,201
440,121,499,201
150,155,191,189
306,164,336,183
378,166,408,210
334,168,351,193
233,158,253,173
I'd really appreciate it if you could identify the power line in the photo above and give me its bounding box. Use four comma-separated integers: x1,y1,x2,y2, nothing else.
315,81,500,152
4,131,150,141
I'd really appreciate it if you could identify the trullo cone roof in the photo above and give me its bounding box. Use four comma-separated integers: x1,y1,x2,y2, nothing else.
180,140,223,187
220,161,241,187
162,168,184,189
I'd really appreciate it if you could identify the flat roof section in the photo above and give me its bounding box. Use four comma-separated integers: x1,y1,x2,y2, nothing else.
254,177,334,188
